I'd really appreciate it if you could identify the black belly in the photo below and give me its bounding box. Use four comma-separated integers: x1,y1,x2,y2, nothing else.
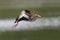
18,17,29,22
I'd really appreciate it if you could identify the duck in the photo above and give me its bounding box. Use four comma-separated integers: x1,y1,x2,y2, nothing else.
13,10,41,27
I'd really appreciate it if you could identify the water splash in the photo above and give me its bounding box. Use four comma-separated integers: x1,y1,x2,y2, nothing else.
0,17,60,31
